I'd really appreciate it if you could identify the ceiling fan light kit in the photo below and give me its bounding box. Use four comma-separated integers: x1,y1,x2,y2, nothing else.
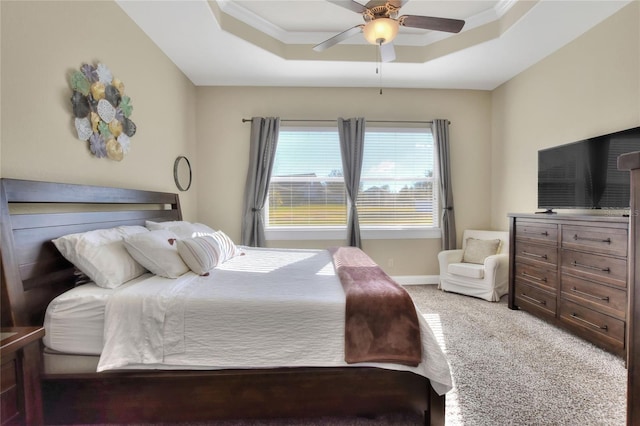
363,18,399,45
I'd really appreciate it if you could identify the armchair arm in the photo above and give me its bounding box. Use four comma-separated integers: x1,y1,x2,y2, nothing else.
483,253,509,281
438,249,464,270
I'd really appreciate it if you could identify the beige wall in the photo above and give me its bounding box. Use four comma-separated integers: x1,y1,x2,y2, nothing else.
196,86,492,275
491,2,640,230
0,1,198,219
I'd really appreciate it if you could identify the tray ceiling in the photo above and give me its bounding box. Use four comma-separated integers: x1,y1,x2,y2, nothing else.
117,0,631,89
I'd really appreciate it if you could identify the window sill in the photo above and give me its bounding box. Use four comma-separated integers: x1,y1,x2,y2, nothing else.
265,227,441,241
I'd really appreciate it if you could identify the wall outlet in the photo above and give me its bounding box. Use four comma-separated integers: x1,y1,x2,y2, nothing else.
387,258,395,268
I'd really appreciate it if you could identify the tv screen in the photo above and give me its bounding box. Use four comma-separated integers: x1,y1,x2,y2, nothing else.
538,126,640,210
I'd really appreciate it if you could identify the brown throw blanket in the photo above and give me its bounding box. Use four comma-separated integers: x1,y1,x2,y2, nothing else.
329,246,422,367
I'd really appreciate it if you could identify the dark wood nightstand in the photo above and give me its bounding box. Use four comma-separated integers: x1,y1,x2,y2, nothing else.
1,327,45,425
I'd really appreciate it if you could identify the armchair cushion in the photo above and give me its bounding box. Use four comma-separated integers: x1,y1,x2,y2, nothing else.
448,262,485,279
461,238,501,264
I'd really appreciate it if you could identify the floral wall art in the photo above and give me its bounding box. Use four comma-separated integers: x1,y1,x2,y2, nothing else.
69,62,136,161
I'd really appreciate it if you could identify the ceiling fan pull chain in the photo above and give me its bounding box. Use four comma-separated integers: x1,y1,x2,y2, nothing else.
378,41,382,95
376,41,380,75
378,41,383,95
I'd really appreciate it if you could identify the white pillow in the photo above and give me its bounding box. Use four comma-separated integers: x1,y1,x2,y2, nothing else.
52,226,148,289
176,231,242,275
145,220,216,239
123,230,189,278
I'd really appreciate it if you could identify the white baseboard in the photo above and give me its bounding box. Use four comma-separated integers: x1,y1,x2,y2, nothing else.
392,275,439,285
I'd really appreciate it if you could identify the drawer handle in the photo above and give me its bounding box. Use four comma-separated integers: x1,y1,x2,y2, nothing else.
573,234,611,244
523,229,549,236
520,293,547,306
571,261,610,273
570,286,610,302
570,312,608,331
522,251,548,260
522,272,547,282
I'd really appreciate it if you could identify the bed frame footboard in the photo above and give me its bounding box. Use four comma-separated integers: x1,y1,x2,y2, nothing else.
42,367,444,425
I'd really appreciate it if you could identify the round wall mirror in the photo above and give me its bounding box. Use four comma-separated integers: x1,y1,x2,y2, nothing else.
173,156,192,191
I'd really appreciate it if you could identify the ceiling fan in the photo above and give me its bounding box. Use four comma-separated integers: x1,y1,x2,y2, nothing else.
313,0,466,62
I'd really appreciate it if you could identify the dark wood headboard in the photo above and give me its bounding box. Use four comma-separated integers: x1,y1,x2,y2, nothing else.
0,178,182,327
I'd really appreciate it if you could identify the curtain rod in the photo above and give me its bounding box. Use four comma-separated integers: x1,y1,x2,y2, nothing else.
241,118,449,125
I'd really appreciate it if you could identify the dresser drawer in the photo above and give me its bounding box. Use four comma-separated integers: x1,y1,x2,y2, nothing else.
561,274,627,319
514,281,557,319
1,327,45,426
0,359,16,392
515,221,558,245
561,225,628,257
514,262,557,291
1,359,19,425
515,242,558,267
561,249,627,288
559,299,625,351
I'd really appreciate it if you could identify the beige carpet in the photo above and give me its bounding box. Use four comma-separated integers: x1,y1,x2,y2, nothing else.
408,285,626,426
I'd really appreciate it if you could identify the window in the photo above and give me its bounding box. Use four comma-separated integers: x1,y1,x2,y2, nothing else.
359,129,438,233
266,126,439,240
267,129,347,238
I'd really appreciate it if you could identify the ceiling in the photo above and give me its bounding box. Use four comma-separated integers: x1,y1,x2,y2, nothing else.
117,0,631,90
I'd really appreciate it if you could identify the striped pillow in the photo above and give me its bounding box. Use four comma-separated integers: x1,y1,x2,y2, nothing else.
145,220,216,239
176,231,241,275
211,230,241,261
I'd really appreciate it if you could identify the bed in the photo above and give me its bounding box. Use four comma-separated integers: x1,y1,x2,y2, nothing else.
0,178,451,425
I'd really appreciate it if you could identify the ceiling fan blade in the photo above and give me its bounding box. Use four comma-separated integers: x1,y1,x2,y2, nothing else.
399,15,465,33
326,0,368,14
380,42,396,63
364,0,388,8
313,25,364,52
370,0,408,9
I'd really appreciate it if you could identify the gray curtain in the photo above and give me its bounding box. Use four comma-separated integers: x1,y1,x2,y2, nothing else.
241,117,280,247
337,117,366,248
432,119,456,250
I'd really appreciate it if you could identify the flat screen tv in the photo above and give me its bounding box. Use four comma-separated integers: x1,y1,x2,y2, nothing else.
538,126,640,211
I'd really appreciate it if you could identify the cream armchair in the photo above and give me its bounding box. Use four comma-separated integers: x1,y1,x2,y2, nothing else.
438,229,510,302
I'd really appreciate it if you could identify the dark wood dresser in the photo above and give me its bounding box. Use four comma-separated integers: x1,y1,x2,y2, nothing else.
1,327,45,425
508,213,629,357
618,151,640,426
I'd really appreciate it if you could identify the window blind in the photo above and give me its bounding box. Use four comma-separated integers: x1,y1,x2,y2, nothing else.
359,129,438,227
268,129,347,226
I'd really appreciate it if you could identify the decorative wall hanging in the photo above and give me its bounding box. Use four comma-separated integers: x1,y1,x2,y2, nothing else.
173,156,192,191
69,62,136,161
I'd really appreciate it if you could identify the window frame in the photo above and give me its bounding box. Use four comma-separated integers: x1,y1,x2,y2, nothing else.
264,125,441,241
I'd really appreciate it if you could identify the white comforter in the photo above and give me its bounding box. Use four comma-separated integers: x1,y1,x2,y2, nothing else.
97,247,453,395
